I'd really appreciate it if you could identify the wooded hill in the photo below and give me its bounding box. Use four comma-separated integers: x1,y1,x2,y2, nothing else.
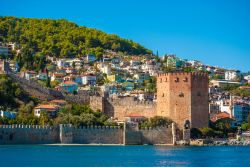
0,16,152,58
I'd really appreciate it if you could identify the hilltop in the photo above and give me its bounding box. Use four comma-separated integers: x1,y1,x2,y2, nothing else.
0,16,152,58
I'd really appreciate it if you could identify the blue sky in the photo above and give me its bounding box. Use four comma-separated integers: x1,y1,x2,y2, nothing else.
1,0,250,72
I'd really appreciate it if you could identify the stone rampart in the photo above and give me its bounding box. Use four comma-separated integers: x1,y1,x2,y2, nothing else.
0,125,59,144
104,97,157,120
124,123,175,145
0,123,176,145
72,126,123,144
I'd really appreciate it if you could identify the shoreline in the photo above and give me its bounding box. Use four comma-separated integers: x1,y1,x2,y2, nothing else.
189,139,250,146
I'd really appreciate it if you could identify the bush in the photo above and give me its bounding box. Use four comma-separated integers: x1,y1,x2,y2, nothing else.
241,123,250,131
56,104,116,127
190,128,202,139
140,116,173,129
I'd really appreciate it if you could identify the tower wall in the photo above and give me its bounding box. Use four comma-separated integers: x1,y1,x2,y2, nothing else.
157,72,208,129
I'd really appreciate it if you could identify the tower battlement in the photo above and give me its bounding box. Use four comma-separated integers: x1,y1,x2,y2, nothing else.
157,72,208,78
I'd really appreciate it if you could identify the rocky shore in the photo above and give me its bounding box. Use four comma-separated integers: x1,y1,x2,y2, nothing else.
180,139,250,146
209,140,250,146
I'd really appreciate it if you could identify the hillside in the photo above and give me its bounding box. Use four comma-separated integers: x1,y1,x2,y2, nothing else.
0,16,152,57
0,74,31,110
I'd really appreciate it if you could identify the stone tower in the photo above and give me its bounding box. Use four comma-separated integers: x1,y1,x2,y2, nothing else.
156,72,209,129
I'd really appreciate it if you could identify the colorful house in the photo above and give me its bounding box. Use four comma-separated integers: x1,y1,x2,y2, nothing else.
86,54,96,63
107,74,123,83
36,73,47,81
0,110,16,119
74,76,83,85
60,81,78,93
51,73,66,82
134,73,150,83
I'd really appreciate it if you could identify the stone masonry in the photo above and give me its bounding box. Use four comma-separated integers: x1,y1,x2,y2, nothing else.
156,72,209,129
0,124,176,145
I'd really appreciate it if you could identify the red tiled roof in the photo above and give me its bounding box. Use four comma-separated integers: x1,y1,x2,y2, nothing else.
210,112,231,122
53,73,65,77
63,81,77,85
35,104,58,110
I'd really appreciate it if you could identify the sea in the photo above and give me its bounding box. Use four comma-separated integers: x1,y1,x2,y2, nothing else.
0,145,249,167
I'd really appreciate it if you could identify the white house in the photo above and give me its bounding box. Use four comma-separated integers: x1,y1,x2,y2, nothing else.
51,73,66,82
82,74,97,85
102,65,111,75
219,99,232,116
188,60,203,67
244,75,250,83
141,60,160,76
225,70,240,81
34,104,59,118
23,71,36,80
56,59,67,68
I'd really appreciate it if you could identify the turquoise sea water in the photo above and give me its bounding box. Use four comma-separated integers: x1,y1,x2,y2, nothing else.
0,145,249,167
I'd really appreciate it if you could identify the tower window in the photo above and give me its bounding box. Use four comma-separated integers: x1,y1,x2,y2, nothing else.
175,77,179,82
183,77,188,82
165,78,167,82
179,92,184,97
162,93,164,97
159,78,162,83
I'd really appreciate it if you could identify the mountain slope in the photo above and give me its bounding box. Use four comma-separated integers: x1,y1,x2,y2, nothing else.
0,16,152,58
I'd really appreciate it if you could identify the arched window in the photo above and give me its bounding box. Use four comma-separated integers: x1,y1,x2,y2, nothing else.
183,77,188,82
184,120,190,129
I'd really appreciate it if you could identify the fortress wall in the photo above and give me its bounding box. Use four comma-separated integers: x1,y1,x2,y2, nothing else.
140,126,173,145
124,123,175,145
0,124,176,145
89,96,104,112
0,125,59,144
104,97,157,120
72,126,124,144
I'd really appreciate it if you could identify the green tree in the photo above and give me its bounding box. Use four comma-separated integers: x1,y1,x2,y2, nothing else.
140,116,173,128
39,111,50,126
